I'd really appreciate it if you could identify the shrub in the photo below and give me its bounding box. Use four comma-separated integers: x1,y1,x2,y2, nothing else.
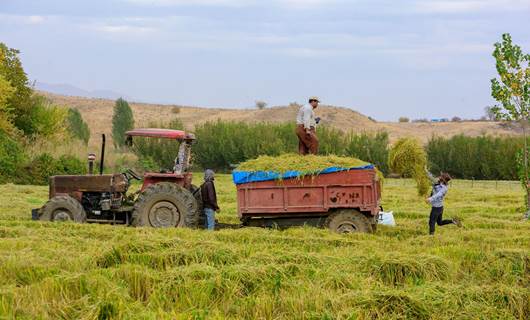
56,155,86,175
288,102,301,108
398,117,409,123
193,121,388,173
0,131,26,183
17,153,86,185
131,120,389,173
255,101,267,110
8,94,69,140
345,131,389,175
426,135,522,180
171,106,181,114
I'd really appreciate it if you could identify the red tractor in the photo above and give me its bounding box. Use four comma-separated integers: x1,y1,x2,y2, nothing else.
34,129,202,228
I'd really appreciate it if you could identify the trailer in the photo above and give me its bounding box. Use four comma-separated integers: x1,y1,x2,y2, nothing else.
233,166,382,233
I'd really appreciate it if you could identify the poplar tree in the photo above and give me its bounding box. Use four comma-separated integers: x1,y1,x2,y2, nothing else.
112,98,134,148
490,33,530,211
67,108,90,144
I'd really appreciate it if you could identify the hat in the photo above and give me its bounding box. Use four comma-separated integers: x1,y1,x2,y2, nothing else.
309,96,320,102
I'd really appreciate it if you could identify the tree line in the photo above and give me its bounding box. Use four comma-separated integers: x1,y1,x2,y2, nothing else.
132,119,525,181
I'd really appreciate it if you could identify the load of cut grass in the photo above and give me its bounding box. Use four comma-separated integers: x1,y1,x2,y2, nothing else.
236,153,371,175
388,138,431,196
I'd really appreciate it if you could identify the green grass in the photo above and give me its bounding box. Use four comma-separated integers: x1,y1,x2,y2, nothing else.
0,176,528,319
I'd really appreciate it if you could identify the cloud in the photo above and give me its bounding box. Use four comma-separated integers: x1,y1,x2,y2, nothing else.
0,14,50,25
94,24,156,35
27,16,46,24
125,0,343,8
125,0,254,6
415,0,530,14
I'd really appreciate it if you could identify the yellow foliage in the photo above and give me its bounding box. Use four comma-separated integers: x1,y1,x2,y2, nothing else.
0,75,15,134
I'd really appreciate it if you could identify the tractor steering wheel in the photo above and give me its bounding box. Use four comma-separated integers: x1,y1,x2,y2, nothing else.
124,169,142,181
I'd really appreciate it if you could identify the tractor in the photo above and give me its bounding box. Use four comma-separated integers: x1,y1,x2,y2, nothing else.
34,129,203,228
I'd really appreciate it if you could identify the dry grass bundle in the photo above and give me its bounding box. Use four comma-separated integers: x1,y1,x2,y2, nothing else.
236,153,370,174
389,138,431,196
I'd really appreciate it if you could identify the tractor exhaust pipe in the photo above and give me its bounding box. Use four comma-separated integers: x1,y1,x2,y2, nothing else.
100,134,106,175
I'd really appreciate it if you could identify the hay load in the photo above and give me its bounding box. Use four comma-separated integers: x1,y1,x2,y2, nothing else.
233,153,379,184
388,138,431,196
236,153,370,174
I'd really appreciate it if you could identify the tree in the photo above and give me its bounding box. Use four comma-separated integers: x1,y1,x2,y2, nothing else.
0,74,15,134
255,100,267,110
398,117,409,123
451,116,462,122
0,43,67,139
484,106,497,121
0,43,32,134
112,98,134,148
67,108,90,144
490,33,530,212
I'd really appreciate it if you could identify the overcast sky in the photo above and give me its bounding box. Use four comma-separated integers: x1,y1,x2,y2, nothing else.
1,0,529,121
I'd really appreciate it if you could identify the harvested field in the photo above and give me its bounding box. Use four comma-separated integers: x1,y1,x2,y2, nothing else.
0,177,528,319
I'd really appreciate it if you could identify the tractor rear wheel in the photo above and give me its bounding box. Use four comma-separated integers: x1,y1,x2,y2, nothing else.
190,184,206,228
40,195,87,223
132,182,198,228
325,209,372,233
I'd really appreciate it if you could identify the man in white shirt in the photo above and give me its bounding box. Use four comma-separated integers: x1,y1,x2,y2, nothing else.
295,96,320,155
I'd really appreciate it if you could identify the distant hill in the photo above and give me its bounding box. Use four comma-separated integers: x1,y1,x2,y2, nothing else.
36,83,126,100
40,91,519,147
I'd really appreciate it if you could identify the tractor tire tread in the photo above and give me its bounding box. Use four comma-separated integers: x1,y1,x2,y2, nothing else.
40,195,87,223
131,182,198,228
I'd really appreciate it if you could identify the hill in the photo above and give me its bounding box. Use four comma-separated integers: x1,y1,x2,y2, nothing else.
41,92,518,146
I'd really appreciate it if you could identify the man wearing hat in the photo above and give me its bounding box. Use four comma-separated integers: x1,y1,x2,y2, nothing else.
295,96,320,155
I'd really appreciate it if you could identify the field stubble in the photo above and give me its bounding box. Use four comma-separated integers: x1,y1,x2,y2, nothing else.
0,176,528,319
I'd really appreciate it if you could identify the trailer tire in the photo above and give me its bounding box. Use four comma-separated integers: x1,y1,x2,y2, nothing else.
132,182,198,228
325,209,372,233
40,195,87,223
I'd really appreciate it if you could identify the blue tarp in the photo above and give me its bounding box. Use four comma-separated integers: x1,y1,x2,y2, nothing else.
232,164,374,185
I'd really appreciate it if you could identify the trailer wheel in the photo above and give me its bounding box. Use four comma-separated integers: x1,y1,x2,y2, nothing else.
40,195,87,223
325,209,372,233
132,182,198,228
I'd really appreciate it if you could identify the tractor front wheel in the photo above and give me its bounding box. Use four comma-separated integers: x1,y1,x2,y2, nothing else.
325,209,372,233
39,195,87,223
132,182,198,228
